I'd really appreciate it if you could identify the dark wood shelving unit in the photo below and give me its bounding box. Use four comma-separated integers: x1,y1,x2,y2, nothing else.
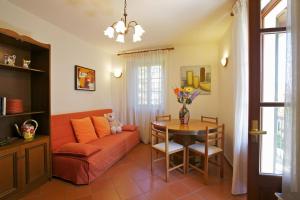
0,28,51,200
0,111,45,118
0,63,46,73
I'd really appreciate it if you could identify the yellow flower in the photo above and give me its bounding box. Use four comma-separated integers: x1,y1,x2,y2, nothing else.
184,87,194,93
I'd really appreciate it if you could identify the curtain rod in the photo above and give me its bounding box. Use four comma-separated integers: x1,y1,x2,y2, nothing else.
117,47,174,56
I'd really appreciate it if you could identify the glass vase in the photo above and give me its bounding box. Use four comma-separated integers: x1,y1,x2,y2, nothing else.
179,103,190,125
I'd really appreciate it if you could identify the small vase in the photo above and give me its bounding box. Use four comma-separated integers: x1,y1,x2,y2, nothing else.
179,103,190,125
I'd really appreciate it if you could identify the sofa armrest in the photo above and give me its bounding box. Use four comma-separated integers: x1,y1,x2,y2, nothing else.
122,125,137,131
53,142,101,157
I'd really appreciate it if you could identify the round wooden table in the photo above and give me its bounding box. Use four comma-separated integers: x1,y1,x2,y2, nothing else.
152,119,217,146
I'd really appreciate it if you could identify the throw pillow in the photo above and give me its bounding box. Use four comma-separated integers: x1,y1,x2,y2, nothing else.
91,116,111,138
71,117,98,143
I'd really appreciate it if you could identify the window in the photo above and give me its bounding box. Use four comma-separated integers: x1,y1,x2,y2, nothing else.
137,65,163,105
259,0,287,175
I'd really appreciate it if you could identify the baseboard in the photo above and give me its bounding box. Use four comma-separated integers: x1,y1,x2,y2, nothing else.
224,155,233,169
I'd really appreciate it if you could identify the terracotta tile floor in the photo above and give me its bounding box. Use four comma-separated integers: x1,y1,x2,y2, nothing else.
21,144,247,200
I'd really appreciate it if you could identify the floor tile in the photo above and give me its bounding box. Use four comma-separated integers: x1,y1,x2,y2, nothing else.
144,187,176,200
113,179,143,199
166,181,193,198
65,184,92,200
92,187,120,200
135,175,167,193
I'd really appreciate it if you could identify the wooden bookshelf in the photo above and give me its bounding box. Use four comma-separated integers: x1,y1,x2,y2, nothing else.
0,28,51,200
0,63,46,73
0,111,45,118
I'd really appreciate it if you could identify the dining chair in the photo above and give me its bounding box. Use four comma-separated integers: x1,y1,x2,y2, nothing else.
150,122,186,182
187,124,225,184
196,115,219,143
155,114,171,121
155,114,173,140
201,115,218,124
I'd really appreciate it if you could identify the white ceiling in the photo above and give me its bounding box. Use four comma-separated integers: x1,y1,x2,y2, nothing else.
9,0,234,53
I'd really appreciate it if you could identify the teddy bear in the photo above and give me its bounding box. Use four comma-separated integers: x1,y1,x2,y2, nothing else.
104,113,123,134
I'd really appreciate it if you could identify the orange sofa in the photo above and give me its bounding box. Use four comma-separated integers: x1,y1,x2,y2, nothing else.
51,109,140,184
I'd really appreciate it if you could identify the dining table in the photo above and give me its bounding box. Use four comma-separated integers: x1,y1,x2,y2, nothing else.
152,119,218,146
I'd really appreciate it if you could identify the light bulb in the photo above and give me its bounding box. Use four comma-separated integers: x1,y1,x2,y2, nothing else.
112,69,123,78
104,26,114,38
133,34,142,42
116,34,125,43
221,57,228,67
115,20,126,33
134,24,145,36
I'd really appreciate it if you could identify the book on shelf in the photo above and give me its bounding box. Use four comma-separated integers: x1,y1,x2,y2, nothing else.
0,97,6,115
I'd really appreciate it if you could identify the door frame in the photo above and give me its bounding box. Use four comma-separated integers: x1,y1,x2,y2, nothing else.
248,0,283,199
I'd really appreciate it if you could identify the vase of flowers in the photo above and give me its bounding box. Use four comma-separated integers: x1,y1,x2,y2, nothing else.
174,87,200,125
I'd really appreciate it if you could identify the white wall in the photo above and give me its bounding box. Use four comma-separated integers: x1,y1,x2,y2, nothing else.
218,23,235,165
0,1,112,115
167,44,220,119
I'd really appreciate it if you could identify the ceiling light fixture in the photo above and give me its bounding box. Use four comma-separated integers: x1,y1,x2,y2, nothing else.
104,0,145,43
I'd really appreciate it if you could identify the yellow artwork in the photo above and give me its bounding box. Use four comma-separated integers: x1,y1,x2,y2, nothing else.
193,76,200,89
180,65,211,95
75,65,96,91
186,71,194,86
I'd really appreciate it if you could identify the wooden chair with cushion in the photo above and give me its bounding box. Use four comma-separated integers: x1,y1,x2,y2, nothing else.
187,124,225,184
155,114,171,121
155,114,173,140
150,122,186,182
196,115,218,143
201,115,218,124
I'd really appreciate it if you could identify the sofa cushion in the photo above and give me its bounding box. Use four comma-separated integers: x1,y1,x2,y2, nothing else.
91,116,111,138
71,117,98,143
54,143,102,157
122,125,137,131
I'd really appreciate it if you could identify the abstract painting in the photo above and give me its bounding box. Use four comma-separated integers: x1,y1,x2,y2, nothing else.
180,65,211,95
75,65,96,91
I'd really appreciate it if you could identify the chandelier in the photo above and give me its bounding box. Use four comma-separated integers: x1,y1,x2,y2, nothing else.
104,0,145,43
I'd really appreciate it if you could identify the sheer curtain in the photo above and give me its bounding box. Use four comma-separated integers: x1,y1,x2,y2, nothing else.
282,0,300,199
121,50,169,143
231,0,249,195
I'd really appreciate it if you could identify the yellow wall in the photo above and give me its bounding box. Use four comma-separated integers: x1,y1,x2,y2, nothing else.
218,23,234,165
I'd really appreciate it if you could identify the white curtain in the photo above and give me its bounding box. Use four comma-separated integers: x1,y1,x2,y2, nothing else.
121,50,169,143
231,0,249,195
282,0,300,199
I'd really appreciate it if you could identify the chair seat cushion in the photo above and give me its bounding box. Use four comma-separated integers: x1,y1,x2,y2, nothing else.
153,142,184,153
188,143,223,156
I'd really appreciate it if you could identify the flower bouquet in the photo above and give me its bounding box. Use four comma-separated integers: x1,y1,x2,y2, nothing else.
173,87,200,124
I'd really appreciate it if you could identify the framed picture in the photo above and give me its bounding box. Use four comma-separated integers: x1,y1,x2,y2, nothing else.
75,65,96,91
180,65,211,95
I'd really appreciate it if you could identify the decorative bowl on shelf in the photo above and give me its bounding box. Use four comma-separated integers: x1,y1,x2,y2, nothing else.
7,99,24,114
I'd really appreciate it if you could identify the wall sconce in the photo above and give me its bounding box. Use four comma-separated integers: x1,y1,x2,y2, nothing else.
112,69,123,78
221,57,229,67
